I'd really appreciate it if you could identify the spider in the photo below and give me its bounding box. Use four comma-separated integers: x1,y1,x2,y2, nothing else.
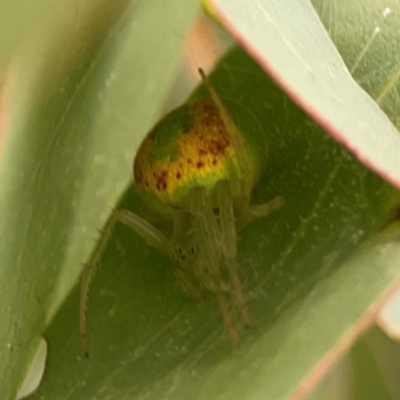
80,69,284,356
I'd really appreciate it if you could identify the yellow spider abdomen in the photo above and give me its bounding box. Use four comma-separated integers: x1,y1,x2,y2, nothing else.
134,98,241,213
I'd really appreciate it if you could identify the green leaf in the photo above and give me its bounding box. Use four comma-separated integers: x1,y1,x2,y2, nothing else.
352,326,400,400
4,0,400,398
27,46,400,400
207,0,400,189
0,0,56,70
350,329,394,400
0,0,199,398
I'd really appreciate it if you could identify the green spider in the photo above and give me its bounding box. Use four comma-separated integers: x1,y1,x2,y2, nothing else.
80,69,284,356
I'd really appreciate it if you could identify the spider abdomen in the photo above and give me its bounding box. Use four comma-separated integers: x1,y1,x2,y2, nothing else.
134,97,266,216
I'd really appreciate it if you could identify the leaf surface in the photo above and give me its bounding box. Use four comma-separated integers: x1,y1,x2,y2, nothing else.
207,0,400,189
27,47,400,400
0,0,199,398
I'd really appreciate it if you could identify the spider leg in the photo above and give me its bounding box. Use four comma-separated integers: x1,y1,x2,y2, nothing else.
80,208,173,357
213,276,240,347
191,186,240,347
199,69,285,224
174,267,204,300
237,195,285,231
218,180,250,328
199,69,251,208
